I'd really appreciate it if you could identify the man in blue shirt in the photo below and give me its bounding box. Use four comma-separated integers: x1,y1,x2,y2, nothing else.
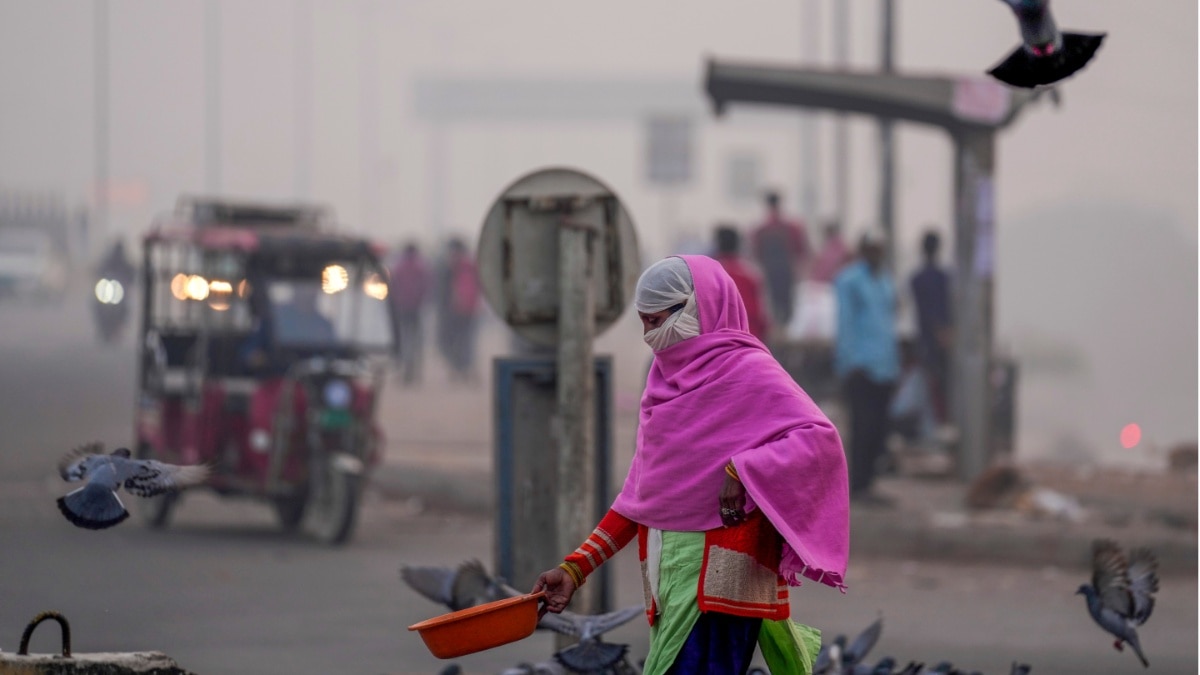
834,230,899,503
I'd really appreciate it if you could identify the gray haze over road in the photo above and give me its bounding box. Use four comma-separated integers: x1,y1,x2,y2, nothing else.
1,287,1196,674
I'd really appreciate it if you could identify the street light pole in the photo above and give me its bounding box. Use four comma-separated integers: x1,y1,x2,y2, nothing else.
798,0,821,223
94,0,109,246
294,0,312,199
878,0,896,265
205,0,222,194
833,0,850,224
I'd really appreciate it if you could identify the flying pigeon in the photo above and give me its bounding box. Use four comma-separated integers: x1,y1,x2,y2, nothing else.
988,0,1105,88
56,442,210,530
400,559,643,641
1076,539,1159,668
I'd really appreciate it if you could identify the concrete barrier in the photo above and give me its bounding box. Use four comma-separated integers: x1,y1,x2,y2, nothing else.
0,612,196,675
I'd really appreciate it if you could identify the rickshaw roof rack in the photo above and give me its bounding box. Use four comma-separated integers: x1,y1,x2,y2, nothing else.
173,195,334,231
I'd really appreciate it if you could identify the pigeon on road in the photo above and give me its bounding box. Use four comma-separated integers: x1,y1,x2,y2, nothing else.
988,0,1105,88
841,616,884,673
56,442,209,530
1077,539,1159,668
813,635,845,674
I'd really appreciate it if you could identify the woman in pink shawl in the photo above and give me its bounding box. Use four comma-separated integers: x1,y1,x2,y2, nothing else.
534,255,849,675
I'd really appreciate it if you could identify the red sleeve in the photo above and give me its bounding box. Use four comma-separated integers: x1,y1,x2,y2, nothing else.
563,508,637,579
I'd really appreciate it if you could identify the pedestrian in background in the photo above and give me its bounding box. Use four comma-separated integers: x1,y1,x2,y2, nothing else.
909,229,953,424
534,255,847,675
435,237,481,383
388,241,432,386
807,220,852,285
750,190,810,337
834,229,899,505
711,224,770,342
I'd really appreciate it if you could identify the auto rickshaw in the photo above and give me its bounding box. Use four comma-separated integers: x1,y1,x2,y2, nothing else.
134,197,396,544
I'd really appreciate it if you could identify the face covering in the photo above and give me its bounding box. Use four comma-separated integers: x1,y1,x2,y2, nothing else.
643,294,700,352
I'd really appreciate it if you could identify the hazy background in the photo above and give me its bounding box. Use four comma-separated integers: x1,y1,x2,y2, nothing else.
0,0,1195,467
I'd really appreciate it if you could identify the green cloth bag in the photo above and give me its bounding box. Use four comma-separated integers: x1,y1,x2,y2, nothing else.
758,619,822,675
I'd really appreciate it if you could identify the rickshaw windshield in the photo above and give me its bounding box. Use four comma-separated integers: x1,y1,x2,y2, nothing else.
263,262,392,352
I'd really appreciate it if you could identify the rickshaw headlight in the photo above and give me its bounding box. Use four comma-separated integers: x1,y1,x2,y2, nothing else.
322,379,352,410
249,429,271,453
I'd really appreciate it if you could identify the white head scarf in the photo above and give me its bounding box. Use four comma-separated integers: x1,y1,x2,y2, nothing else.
635,257,701,352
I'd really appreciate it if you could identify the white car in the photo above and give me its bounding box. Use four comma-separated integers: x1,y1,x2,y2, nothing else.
0,228,68,299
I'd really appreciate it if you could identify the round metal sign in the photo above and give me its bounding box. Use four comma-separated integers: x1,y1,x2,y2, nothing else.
477,167,641,347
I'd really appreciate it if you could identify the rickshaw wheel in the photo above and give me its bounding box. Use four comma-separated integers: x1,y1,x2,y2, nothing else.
272,493,308,532
304,455,361,545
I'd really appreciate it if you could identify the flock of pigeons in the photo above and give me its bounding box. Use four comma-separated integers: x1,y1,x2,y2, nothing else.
402,539,1159,675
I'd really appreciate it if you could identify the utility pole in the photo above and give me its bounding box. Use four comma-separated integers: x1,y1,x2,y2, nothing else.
878,0,896,265
94,0,109,246
205,0,222,194
359,1,379,231
799,0,820,222
833,0,850,225
294,0,312,199
952,131,996,480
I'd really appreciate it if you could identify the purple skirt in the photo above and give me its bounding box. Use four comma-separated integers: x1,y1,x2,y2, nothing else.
664,611,762,675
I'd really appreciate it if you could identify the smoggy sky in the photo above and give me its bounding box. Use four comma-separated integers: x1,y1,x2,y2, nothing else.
0,0,1196,464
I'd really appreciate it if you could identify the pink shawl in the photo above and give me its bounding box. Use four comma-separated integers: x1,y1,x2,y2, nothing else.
611,255,850,590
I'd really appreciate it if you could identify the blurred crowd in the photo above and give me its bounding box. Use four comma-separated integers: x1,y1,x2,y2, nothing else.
381,192,955,505
695,190,955,505
384,235,482,387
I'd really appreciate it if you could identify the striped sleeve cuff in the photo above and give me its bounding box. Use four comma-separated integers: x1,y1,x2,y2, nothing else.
563,508,637,580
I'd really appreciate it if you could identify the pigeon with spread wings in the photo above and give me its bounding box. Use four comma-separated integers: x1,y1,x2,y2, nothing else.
1076,538,1159,668
56,442,210,530
988,0,1105,89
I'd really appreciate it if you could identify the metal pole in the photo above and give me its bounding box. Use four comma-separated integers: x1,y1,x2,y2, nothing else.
359,1,379,231
93,0,108,247
555,215,597,639
951,130,995,481
878,0,896,266
205,0,221,194
294,0,312,199
833,0,850,224
799,0,820,222
428,124,447,241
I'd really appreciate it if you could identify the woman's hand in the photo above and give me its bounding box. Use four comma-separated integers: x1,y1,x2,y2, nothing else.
719,471,748,527
532,567,577,615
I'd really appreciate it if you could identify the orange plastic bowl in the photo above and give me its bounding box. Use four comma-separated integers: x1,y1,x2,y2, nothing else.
408,591,546,659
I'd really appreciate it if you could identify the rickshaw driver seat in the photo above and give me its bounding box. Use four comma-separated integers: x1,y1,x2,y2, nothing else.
235,284,336,377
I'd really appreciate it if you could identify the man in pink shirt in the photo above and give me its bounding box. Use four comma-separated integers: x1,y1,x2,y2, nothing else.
751,191,810,333
808,220,853,284
712,224,770,342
